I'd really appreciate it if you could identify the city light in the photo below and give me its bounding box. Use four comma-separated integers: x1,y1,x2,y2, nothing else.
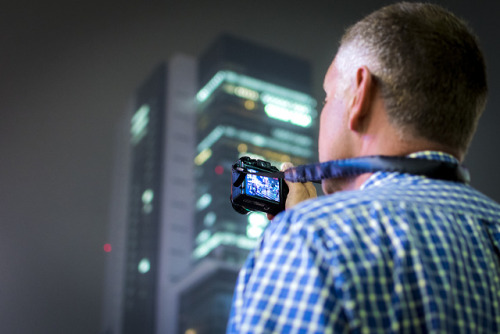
142,189,154,204
233,86,259,101
194,148,212,165
244,100,256,110
130,104,150,144
264,103,313,127
196,71,226,103
192,232,257,260
138,258,151,274
237,143,248,153
103,243,112,253
246,212,268,239
197,125,313,158
271,128,313,146
141,189,154,214
214,165,224,175
196,229,211,245
203,212,216,227
196,70,317,128
196,193,212,211
197,125,225,152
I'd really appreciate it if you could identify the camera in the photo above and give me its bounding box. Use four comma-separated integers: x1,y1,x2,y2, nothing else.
231,156,288,215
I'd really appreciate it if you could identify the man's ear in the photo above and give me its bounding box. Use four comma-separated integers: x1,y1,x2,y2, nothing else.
348,66,374,132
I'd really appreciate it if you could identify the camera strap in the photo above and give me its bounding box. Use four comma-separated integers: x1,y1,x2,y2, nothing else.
236,155,470,184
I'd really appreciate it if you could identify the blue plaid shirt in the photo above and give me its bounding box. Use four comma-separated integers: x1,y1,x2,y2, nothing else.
227,151,500,333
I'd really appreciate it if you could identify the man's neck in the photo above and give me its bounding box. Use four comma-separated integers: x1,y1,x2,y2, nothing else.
358,131,462,162
322,172,372,194
321,148,460,195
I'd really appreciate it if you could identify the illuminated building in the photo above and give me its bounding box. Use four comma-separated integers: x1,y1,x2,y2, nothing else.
192,34,317,265
101,55,197,334
177,35,318,334
102,35,317,334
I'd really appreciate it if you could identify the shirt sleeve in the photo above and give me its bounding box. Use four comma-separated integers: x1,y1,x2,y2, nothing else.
226,210,346,334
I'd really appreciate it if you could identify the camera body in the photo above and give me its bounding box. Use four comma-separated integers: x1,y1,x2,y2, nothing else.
231,156,288,215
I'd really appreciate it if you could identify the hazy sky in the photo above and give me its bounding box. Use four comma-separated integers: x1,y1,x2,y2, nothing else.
0,1,498,333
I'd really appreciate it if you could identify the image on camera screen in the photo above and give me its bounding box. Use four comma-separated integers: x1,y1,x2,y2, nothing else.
246,169,280,202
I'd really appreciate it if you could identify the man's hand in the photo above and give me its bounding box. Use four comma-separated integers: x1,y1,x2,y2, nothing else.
267,162,317,220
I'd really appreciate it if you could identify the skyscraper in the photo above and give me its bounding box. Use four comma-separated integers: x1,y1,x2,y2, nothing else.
101,55,197,334
102,34,318,334
192,34,317,264
177,35,318,334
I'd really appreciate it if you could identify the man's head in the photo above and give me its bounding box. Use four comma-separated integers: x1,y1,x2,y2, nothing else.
320,2,487,167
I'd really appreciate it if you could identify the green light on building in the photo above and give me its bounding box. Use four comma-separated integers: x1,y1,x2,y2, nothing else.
138,258,151,274
131,104,150,144
196,71,317,128
192,232,257,260
196,71,226,103
246,212,268,239
196,125,313,158
142,189,154,204
196,193,212,211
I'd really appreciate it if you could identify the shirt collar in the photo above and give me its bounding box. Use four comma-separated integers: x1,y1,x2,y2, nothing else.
360,151,460,190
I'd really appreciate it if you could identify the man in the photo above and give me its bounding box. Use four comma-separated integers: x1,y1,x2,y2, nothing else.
227,2,500,333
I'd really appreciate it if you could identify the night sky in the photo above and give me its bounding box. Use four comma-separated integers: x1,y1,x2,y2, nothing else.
1,1,499,333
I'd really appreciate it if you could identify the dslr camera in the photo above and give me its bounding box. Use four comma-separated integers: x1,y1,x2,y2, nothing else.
231,156,288,215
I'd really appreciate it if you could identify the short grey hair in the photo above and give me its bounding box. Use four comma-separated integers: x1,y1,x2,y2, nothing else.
337,2,487,154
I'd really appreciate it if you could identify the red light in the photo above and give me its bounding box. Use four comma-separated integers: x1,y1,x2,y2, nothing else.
103,243,112,252
215,165,224,175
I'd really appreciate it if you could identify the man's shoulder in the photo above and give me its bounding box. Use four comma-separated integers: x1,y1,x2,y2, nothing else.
289,176,500,224
267,178,500,265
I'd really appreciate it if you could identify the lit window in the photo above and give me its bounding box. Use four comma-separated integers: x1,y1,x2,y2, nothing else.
196,71,227,103
197,126,225,152
233,86,259,101
264,104,313,128
130,104,150,144
196,230,211,245
244,100,256,110
196,194,212,211
138,258,151,274
237,143,248,153
142,189,154,204
195,70,317,120
247,212,268,239
142,189,154,214
103,243,112,252
194,148,212,166
203,212,216,227
192,231,257,260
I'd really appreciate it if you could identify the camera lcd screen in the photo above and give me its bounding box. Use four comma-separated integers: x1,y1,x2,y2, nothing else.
245,169,280,202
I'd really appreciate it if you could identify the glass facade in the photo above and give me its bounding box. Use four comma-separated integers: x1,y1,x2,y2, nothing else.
193,36,317,266
103,35,317,334
181,35,318,333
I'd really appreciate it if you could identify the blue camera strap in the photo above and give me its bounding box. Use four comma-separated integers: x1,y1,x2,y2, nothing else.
238,155,470,184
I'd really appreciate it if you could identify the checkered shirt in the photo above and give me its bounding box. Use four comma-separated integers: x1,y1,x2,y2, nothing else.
227,151,500,333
